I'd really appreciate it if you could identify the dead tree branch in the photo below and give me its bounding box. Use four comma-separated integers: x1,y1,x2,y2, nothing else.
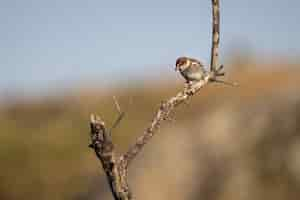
89,114,131,200
210,0,220,73
88,1,227,199
110,96,125,133
122,79,210,167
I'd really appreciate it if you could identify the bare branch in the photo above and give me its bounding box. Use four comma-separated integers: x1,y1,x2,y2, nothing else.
89,76,213,200
122,77,211,167
88,1,231,200
113,96,122,114
89,114,132,200
210,0,220,72
213,79,238,87
209,0,236,86
110,96,126,133
110,112,125,132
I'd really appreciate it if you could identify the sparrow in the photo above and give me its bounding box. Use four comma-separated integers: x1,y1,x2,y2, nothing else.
175,56,207,84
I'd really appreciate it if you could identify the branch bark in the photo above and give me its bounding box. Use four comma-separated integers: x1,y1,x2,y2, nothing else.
210,0,220,72
89,115,131,200
88,1,225,200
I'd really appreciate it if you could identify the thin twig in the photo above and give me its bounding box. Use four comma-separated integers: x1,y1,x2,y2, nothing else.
209,0,237,86
213,79,238,87
210,0,220,72
110,96,126,133
113,96,122,114
110,112,125,132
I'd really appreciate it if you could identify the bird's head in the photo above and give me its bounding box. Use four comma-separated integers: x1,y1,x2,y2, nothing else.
175,57,190,71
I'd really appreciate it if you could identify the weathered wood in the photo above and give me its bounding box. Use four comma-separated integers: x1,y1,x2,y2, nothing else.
89,115,131,200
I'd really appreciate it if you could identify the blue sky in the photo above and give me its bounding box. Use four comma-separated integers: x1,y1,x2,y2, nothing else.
0,0,299,97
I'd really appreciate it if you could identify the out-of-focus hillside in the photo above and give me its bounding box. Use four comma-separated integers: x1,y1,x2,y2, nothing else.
0,60,300,200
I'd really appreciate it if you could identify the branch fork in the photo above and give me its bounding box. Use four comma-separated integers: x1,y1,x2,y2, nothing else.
89,75,211,200
89,114,131,200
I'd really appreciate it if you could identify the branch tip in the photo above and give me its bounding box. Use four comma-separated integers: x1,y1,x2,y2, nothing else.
113,96,122,114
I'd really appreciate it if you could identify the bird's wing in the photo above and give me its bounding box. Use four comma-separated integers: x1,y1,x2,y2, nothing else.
190,58,205,68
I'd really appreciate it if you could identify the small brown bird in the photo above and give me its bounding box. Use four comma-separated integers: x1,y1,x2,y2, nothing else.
175,56,207,84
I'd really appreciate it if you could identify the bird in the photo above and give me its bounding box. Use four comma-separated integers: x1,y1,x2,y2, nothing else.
175,56,207,84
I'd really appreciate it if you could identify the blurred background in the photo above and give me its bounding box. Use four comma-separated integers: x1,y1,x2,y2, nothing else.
1,0,300,199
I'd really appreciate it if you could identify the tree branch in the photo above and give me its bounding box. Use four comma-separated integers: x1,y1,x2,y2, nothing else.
89,114,131,200
88,1,226,200
110,96,125,133
210,0,220,72
122,78,210,167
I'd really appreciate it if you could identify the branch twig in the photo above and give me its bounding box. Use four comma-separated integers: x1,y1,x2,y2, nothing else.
113,96,122,114
110,96,125,133
210,0,220,73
